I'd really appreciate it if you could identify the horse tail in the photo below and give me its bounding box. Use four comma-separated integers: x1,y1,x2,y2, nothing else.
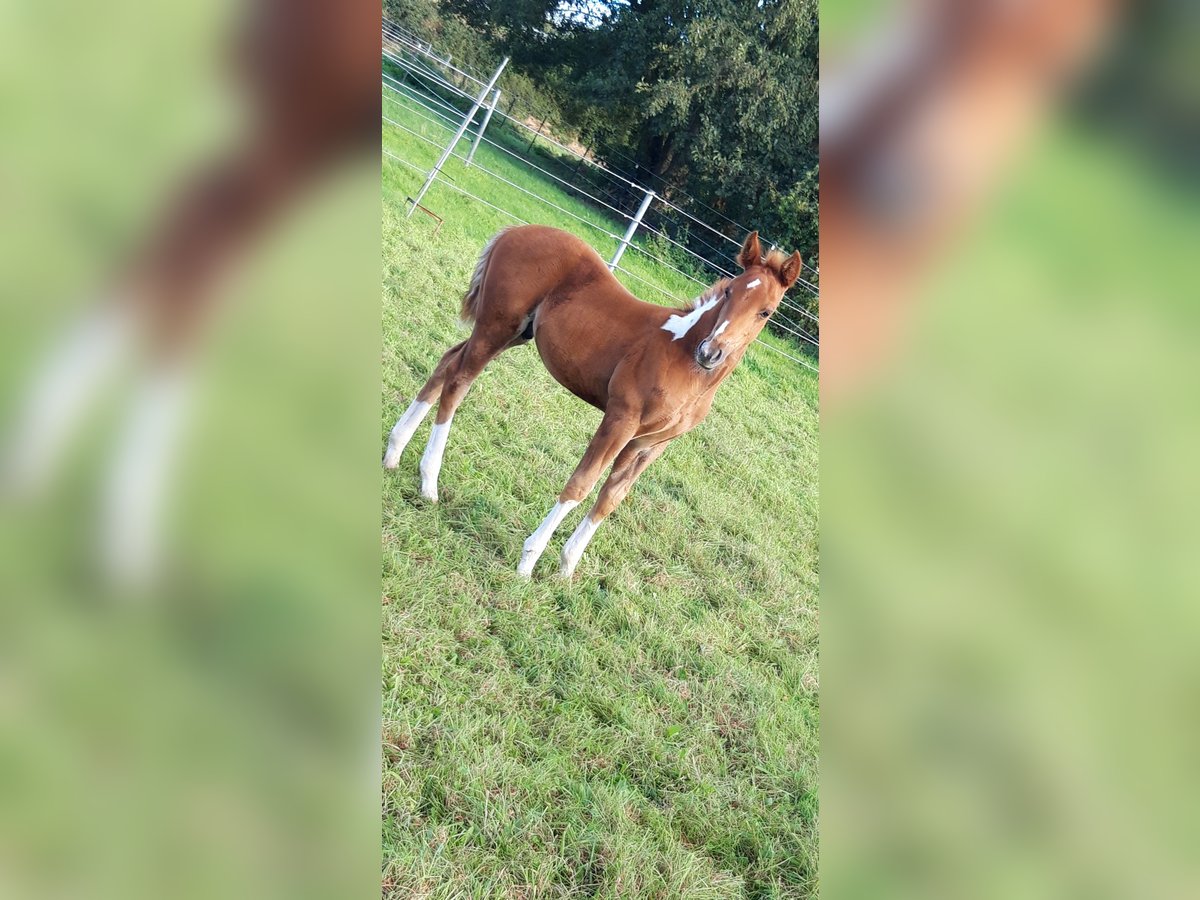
460,228,511,323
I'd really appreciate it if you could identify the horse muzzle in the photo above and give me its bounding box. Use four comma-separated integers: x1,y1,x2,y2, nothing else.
696,340,725,370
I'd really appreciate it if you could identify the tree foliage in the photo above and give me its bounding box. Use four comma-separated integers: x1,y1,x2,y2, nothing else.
389,0,819,268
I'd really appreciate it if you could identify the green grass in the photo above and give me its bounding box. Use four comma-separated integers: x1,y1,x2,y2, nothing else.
382,88,820,898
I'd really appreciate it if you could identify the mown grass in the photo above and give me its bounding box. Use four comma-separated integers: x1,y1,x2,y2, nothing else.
382,86,820,898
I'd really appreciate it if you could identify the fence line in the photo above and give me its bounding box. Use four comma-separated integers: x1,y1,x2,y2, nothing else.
384,72,472,125
385,49,639,212
385,139,819,367
385,69,821,345
382,27,818,371
384,48,654,193
386,47,821,297
386,112,627,250
779,296,821,326
383,18,820,281
383,21,487,88
384,90,796,316
385,81,745,284
386,54,820,298
385,66,655,227
384,81,637,226
658,194,823,292
385,90,820,350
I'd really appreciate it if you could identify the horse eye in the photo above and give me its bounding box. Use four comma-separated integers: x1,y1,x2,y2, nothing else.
759,310,771,318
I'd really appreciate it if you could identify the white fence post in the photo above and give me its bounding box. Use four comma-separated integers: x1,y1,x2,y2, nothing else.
465,89,501,167
407,56,509,217
609,189,655,271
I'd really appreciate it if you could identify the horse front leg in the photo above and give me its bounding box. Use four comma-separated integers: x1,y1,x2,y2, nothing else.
516,408,639,577
559,439,669,578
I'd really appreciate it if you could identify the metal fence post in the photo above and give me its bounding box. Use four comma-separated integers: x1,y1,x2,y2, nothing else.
526,116,548,154
609,189,655,271
465,89,500,167
407,56,509,217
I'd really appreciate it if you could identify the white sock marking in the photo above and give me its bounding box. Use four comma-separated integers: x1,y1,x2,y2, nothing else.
517,499,579,577
382,399,431,469
100,367,192,589
662,291,721,341
3,305,133,497
559,514,600,578
746,278,762,289
419,419,452,501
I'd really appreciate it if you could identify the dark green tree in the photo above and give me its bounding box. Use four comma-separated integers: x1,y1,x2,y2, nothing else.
578,1,817,266
392,1,819,276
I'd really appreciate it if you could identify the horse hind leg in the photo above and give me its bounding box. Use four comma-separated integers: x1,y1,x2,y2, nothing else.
382,340,465,469
418,328,516,501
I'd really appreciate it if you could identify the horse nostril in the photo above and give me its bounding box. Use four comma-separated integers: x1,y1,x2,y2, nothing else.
696,342,723,369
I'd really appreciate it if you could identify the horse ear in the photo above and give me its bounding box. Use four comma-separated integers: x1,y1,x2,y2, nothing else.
738,231,761,270
780,251,803,289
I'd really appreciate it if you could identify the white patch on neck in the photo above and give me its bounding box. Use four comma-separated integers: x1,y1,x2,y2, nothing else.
746,278,762,289
714,319,730,337
661,291,721,341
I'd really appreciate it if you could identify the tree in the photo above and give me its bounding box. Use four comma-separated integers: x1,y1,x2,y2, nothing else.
582,1,817,261
396,1,819,268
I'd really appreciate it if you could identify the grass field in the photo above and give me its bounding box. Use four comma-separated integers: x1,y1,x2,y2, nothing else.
381,85,821,898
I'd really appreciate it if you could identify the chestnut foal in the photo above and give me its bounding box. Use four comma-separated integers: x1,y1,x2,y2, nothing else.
383,225,803,577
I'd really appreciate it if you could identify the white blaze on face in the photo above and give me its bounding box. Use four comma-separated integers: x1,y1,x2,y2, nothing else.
559,514,600,578
746,278,762,289
517,498,579,577
714,319,730,338
383,398,432,469
661,290,722,341
419,418,452,501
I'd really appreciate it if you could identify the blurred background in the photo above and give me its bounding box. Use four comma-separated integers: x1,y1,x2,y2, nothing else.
0,2,378,898
3,0,1199,896
823,0,1200,897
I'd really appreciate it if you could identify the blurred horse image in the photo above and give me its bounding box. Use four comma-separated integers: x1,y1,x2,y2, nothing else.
1,0,377,586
